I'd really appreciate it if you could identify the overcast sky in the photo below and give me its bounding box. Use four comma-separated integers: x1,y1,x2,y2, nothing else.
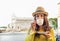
0,0,60,26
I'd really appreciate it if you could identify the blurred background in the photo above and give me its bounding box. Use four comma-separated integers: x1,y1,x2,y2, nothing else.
0,0,60,41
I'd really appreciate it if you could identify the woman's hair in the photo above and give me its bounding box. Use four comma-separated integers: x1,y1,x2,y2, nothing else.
33,14,52,38
34,14,51,32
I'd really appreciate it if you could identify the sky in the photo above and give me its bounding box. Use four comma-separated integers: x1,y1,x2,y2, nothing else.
0,0,60,26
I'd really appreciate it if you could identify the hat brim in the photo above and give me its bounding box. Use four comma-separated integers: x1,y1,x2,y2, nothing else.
32,12,48,16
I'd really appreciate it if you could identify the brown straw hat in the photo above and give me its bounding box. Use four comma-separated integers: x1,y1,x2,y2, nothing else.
32,7,48,16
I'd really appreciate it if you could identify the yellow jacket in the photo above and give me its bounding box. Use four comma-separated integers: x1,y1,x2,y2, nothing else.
25,28,56,41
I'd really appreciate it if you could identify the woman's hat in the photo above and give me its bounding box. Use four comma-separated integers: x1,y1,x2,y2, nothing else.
32,7,48,16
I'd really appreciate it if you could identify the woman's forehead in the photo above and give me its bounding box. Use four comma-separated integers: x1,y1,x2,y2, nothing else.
36,13,44,16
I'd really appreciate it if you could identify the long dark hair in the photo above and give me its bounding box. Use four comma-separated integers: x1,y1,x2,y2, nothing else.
34,14,51,31
34,14,51,37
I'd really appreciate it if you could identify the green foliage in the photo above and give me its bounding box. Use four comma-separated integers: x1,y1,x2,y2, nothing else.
49,18,57,29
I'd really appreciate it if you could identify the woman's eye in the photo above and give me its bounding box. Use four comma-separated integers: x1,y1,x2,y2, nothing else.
36,15,39,17
37,15,39,17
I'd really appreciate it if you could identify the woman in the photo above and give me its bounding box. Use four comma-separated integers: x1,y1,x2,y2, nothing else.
25,7,56,41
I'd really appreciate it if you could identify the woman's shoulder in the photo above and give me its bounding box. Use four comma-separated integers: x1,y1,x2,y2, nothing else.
49,26,54,31
49,26,55,33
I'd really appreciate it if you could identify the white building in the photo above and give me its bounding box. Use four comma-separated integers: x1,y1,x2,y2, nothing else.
57,2,60,34
6,15,34,32
58,2,60,29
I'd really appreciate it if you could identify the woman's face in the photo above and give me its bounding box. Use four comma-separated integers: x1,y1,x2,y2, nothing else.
36,13,44,26
36,14,44,19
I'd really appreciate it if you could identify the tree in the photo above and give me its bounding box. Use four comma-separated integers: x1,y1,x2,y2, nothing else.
49,18,57,29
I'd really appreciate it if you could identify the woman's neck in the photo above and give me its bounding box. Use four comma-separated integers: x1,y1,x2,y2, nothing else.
40,25,43,29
